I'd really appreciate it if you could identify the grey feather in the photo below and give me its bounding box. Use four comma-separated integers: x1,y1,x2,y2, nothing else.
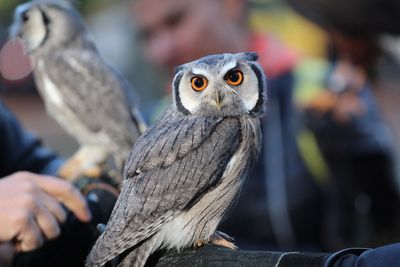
117,235,158,267
87,106,242,266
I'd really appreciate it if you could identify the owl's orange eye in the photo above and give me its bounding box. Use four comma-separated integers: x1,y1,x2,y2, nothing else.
225,69,243,86
191,76,208,91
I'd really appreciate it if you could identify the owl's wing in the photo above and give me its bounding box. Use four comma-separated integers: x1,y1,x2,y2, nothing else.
87,108,241,266
43,49,142,148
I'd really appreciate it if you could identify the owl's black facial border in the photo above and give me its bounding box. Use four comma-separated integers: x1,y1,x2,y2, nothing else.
249,63,265,115
39,8,51,26
174,65,184,75
35,7,50,48
173,72,190,115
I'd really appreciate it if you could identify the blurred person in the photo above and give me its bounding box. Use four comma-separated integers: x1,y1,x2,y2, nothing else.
286,0,400,249
130,0,400,252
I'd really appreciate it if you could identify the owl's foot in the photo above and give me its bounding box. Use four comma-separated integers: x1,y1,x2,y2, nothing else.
194,240,206,248
83,165,102,178
194,232,238,250
209,231,238,250
58,157,83,181
59,157,102,181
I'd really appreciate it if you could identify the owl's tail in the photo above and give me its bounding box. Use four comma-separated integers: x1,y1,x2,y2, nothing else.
117,235,158,267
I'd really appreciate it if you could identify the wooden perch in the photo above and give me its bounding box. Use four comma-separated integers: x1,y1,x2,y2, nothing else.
146,244,329,267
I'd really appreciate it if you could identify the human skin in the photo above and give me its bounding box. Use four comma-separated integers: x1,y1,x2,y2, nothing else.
131,0,249,73
0,171,91,252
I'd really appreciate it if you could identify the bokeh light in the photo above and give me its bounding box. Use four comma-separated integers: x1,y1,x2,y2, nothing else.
0,38,33,81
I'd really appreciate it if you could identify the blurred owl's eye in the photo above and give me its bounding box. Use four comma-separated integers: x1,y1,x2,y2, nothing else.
21,11,29,22
225,69,243,86
191,76,208,91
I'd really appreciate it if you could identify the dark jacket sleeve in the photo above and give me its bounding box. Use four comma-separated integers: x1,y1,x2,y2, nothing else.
0,101,63,177
325,243,400,267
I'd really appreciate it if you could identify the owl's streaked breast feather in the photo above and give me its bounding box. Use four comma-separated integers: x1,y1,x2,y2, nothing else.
87,109,244,266
86,52,266,267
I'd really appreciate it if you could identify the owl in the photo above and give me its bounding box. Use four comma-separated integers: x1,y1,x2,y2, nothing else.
86,52,266,267
10,0,146,181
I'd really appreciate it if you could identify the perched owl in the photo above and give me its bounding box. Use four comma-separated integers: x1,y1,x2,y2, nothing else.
10,0,146,181
86,52,266,267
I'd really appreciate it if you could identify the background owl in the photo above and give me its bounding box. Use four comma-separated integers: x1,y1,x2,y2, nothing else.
10,0,147,181
86,52,266,267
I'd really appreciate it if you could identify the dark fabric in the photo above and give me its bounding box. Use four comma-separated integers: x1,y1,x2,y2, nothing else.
150,243,400,267
325,243,400,267
285,0,400,35
13,218,97,267
324,248,369,267
0,101,63,177
150,244,328,267
354,243,400,267
13,177,118,267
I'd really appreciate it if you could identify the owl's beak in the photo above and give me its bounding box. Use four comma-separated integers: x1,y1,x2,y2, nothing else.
214,91,223,110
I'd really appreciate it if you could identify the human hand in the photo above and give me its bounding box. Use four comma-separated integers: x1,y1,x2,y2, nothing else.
0,171,91,252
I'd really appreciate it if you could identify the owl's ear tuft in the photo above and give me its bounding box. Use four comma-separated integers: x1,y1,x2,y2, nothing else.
174,65,184,75
240,52,258,62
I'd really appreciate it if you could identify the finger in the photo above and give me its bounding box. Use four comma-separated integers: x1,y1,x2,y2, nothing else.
35,201,61,240
39,191,67,223
16,215,44,252
26,174,91,222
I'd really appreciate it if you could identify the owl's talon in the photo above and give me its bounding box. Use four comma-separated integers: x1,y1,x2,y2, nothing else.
194,240,205,248
210,231,238,250
214,230,235,242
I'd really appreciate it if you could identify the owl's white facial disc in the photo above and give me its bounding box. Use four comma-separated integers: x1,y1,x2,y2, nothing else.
11,4,48,53
173,52,266,116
